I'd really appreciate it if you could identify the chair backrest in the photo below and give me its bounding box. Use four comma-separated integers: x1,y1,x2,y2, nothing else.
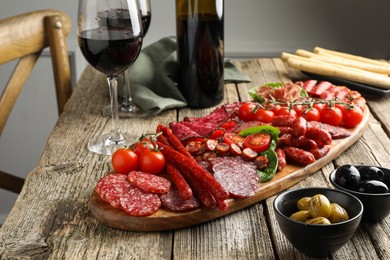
0,9,73,193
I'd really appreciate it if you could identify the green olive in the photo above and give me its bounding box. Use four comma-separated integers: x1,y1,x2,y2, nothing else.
290,210,312,222
306,217,331,225
328,203,349,223
297,197,311,211
308,194,331,218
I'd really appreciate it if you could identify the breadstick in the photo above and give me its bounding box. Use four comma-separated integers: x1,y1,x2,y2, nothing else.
313,47,390,68
286,57,390,89
295,49,390,75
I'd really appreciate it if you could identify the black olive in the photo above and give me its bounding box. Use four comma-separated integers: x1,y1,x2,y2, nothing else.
357,180,389,194
358,166,385,182
335,165,361,190
383,171,390,187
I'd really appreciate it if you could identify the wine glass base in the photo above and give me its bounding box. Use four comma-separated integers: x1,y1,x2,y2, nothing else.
102,103,150,118
88,133,130,155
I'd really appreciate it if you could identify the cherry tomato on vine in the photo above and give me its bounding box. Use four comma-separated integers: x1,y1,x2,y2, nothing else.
320,106,343,126
293,104,305,116
301,107,320,122
243,133,271,153
253,108,274,123
139,150,166,175
111,148,139,174
313,103,326,112
339,105,363,128
272,105,297,117
237,103,255,121
133,138,155,157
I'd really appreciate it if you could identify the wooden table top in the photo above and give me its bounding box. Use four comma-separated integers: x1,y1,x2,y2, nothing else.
1,58,390,259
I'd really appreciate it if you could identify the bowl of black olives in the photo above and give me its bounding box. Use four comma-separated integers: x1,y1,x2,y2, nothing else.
329,164,390,222
273,187,363,258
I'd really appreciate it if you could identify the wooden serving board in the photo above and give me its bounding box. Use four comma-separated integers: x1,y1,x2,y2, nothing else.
90,108,370,232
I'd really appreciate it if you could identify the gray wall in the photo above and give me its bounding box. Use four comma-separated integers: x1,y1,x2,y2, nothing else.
1,0,390,223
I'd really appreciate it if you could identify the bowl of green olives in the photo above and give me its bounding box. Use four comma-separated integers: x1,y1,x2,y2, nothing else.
273,187,363,258
329,164,390,222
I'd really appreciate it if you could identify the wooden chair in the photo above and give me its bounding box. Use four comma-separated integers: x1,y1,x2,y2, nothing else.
0,10,73,193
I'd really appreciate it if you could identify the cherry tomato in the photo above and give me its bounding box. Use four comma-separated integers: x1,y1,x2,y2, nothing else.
340,105,363,128
133,139,155,157
208,129,225,139
139,150,166,174
243,133,271,153
313,102,326,112
223,133,245,148
237,103,255,121
220,121,238,132
293,104,305,116
253,108,274,123
320,106,343,126
301,107,320,122
273,105,297,117
111,148,139,174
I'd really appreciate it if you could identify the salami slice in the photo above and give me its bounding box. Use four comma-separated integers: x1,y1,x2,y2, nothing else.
127,171,171,194
95,174,131,209
160,186,200,211
184,106,228,126
212,157,259,198
181,121,215,137
120,187,161,217
169,122,202,141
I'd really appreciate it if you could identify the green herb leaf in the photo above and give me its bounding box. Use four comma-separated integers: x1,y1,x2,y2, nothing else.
258,148,278,182
238,125,280,143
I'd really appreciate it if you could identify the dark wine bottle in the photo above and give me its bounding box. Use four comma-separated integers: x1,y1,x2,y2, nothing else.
176,0,224,108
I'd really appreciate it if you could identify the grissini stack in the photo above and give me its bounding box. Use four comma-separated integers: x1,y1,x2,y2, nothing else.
282,47,390,89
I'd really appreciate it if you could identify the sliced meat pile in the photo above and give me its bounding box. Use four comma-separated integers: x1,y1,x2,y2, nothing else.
96,172,178,217
298,79,364,103
170,104,239,142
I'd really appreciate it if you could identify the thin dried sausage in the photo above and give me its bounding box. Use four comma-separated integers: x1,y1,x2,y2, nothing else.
157,142,230,201
305,127,332,147
284,147,316,165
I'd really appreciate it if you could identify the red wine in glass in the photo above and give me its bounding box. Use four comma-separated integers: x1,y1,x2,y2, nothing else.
78,28,142,76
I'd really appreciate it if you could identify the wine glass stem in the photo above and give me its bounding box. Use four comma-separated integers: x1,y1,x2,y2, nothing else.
107,76,124,142
122,70,133,106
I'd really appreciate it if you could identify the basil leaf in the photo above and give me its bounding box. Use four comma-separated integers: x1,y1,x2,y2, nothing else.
258,148,278,183
239,125,280,143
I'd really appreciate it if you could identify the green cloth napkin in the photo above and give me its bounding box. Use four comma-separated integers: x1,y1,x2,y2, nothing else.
126,36,251,115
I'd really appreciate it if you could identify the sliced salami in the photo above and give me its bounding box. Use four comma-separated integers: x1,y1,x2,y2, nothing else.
184,106,228,126
160,186,200,211
95,174,131,209
169,122,202,141
212,157,259,198
180,121,215,137
127,171,171,194
120,187,161,217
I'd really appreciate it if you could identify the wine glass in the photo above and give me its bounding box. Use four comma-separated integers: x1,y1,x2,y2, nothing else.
77,0,143,155
102,0,152,118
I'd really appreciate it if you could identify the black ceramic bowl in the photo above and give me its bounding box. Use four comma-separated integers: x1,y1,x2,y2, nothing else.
329,165,390,223
273,187,363,258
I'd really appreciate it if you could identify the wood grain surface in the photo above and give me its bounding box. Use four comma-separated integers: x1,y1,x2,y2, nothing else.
89,108,370,231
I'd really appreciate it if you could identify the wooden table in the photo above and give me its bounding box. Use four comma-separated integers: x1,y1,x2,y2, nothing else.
1,58,390,259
